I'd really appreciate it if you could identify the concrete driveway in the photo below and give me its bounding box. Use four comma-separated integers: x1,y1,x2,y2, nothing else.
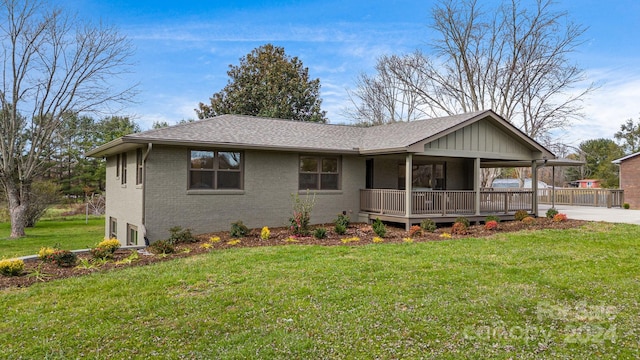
539,204,640,225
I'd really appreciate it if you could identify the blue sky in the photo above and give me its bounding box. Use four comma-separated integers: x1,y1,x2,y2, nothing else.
66,0,640,147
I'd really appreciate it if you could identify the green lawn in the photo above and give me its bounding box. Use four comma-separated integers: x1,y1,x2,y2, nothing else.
1,222,639,358
0,216,105,258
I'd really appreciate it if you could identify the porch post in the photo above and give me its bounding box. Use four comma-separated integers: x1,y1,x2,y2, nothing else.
474,157,481,215
532,160,539,217
405,153,413,222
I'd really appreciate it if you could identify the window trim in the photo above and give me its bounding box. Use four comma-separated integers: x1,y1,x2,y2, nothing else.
121,152,127,185
188,149,244,190
136,148,143,185
116,154,121,178
109,217,117,239
298,155,341,191
127,224,138,246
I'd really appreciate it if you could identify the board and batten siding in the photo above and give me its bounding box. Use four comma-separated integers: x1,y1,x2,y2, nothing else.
422,119,537,160
143,146,365,242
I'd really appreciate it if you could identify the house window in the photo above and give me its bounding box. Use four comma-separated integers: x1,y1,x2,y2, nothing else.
136,148,143,185
116,154,121,178
189,150,242,189
299,156,340,190
109,217,117,239
121,152,127,185
127,224,138,246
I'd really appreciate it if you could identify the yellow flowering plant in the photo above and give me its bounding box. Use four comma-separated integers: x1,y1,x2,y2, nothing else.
261,226,270,240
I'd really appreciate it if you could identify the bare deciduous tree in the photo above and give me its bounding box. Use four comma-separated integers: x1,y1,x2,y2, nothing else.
348,0,593,140
0,0,135,238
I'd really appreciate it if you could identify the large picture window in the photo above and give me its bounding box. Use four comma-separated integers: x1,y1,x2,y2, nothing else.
299,156,340,190
189,150,242,190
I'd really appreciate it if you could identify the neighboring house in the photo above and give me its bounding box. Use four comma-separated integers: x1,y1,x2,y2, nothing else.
571,179,601,188
613,152,640,208
87,109,556,244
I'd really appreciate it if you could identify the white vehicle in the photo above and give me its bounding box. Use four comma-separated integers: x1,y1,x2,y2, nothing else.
491,178,550,189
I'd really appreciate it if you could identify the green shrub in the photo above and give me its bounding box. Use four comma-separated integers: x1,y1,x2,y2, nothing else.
313,227,327,239
514,210,529,221
230,221,249,238
372,218,386,238
168,226,197,244
149,240,175,254
0,258,25,276
334,223,347,235
420,219,437,233
485,215,501,223
546,208,558,219
623,203,630,209
48,250,78,267
454,217,470,228
90,246,114,260
334,213,350,229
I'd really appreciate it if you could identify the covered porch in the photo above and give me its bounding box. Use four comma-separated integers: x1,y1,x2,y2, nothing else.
358,154,541,229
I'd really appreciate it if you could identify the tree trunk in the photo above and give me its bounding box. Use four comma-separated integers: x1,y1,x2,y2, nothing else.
4,180,29,238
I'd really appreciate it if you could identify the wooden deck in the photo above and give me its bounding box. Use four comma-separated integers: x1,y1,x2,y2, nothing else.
360,189,534,228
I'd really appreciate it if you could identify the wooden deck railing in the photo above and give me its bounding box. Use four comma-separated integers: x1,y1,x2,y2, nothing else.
360,189,534,216
538,188,624,208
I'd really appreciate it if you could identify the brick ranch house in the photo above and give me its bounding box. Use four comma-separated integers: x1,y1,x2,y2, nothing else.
87,110,558,245
613,152,640,208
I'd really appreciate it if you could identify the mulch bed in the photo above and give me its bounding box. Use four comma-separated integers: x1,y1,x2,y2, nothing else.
1,218,585,290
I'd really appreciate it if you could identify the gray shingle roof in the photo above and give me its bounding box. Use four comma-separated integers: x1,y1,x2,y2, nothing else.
125,111,483,150
87,109,548,157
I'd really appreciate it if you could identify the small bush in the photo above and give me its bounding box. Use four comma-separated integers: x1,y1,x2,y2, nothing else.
485,215,501,223
420,219,437,233
38,246,57,261
409,225,422,237
372,218,386,238
0,258,24,276
514,210,529,221
260,226,270,240
335,223,347,235
48,250,78,267
314,227,327,239
454,217,470,228
372,237,384,243
149,240,175,254
335,213,350,228
553,213,568,222
484,220,498,231
168,226,197,244
452,222,467,235
623,203,630,209
522,216,535,225
546,208,559,219
402,237,414,243
230,221,249,238
90,246,114,260
96,238,121,253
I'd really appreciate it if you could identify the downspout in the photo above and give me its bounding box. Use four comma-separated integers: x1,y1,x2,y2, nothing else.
141,143,152,245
